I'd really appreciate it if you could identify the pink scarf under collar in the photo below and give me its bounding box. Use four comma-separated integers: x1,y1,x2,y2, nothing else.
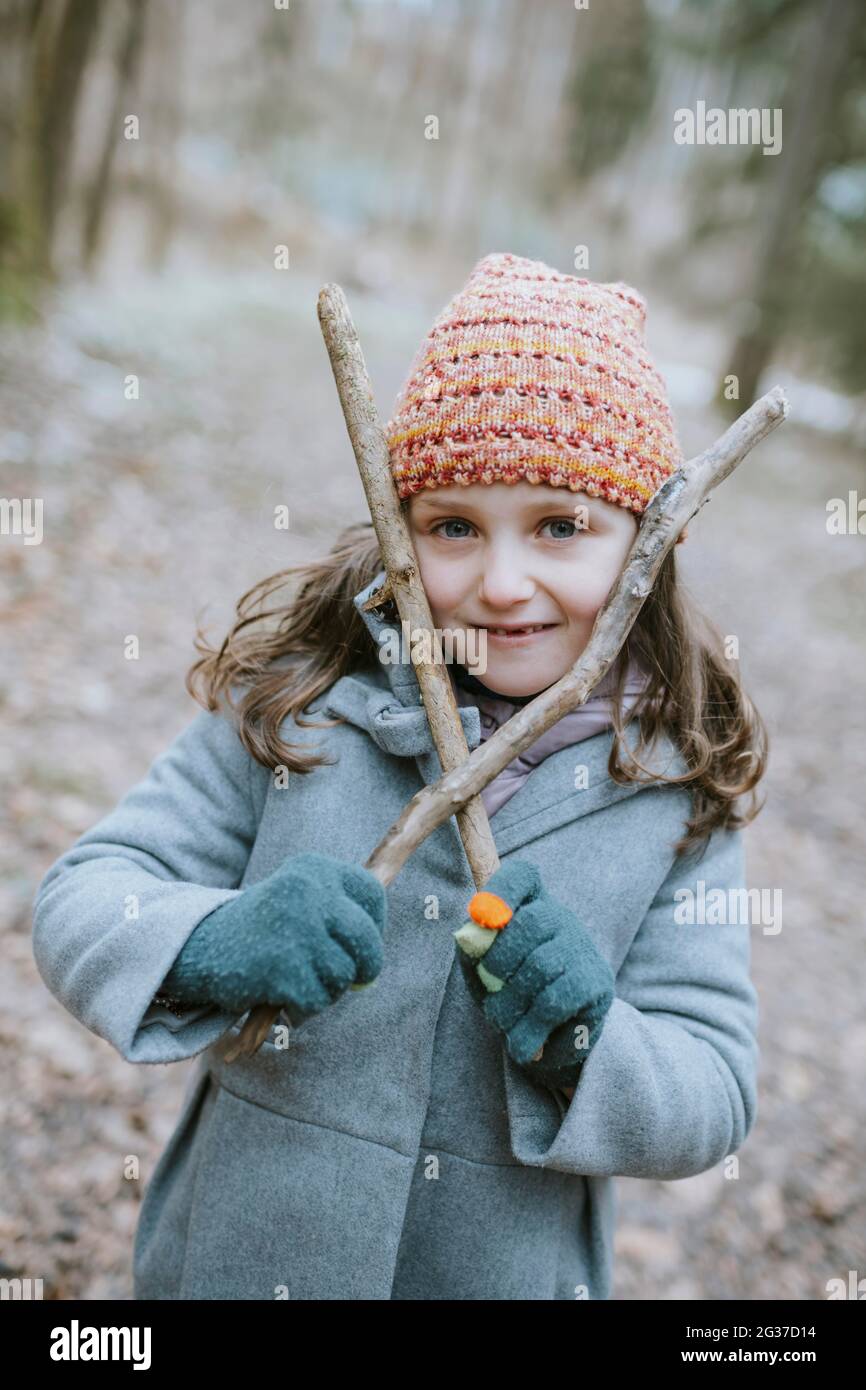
452,659,651,818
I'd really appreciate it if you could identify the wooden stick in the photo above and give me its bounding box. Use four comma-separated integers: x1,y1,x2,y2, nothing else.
362,385,789,884
227,381,787,1062
315,282,500,883
224,283,499,1064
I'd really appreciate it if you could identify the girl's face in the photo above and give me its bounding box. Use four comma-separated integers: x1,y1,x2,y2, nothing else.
407,482,640,698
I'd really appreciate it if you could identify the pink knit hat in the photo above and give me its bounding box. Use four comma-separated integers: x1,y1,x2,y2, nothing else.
384,251,685,515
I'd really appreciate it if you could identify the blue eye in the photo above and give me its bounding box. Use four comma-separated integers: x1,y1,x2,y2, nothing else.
430,517,582,540
541,518,579,540
433,519,475,539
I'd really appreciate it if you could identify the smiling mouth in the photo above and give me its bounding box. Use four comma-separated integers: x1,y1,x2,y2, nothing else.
475,623,558,637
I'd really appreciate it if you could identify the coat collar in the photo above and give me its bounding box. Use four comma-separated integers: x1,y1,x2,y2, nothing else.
317,569,688,853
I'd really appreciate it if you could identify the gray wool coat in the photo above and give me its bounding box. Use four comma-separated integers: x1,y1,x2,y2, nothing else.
31,571,760,1301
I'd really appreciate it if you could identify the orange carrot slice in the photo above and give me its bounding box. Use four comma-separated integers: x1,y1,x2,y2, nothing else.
468,891,512,930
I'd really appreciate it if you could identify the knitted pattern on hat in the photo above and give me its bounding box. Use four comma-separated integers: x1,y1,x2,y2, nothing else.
385,251,685,515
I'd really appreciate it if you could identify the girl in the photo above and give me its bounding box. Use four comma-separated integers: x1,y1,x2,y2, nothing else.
32,252,766,1301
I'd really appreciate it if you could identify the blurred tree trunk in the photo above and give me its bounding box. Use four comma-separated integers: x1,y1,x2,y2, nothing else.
12,0,105,280
439,0,500,242
144,0,181,271
722,0,861,413
81,0,148,273
0,3,42,194
565,0,656,181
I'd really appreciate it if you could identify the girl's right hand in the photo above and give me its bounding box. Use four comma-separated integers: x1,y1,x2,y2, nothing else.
160,851,387,1024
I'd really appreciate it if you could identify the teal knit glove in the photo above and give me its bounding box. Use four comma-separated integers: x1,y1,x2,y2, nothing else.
456,859,614,1092
161,851,387,1027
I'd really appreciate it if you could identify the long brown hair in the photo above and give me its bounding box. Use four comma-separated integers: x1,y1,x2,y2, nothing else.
186,515,768,860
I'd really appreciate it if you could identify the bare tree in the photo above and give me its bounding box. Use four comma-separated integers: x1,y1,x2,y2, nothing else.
81,0,148,272
722,0,862,411
11,0,106,279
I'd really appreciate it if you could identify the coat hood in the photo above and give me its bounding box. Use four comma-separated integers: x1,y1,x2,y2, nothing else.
318,569,481,759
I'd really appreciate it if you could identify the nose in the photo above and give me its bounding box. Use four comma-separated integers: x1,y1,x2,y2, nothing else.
477,541,536,609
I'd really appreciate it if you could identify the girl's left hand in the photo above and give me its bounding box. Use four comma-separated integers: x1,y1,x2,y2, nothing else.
457,859,615,1089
